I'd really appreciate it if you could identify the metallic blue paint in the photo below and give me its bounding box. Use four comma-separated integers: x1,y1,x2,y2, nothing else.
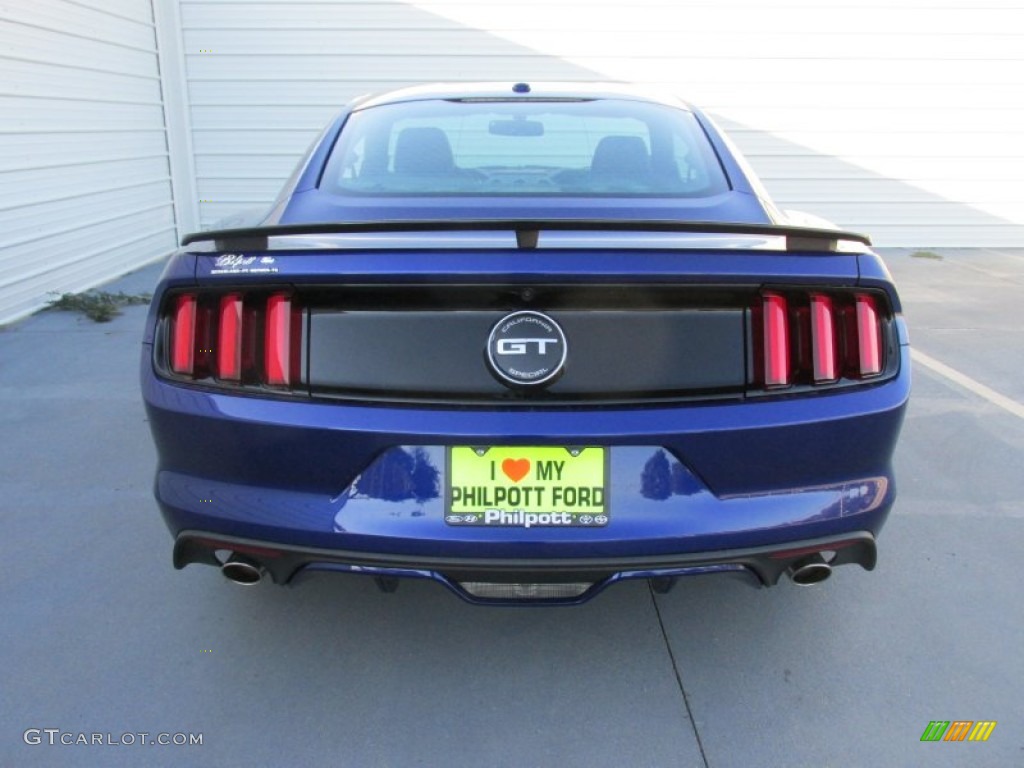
142,84,909,602
143,347,907,551
142,253,908,598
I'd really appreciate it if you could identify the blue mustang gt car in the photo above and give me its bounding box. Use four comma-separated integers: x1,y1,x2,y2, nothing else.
141,82,909,604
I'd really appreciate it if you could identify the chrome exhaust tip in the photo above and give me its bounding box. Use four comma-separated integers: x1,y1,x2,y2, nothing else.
788,553,833,586
221,554,264,585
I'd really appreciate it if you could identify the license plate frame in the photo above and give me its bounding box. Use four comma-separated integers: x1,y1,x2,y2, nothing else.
445,446,608,527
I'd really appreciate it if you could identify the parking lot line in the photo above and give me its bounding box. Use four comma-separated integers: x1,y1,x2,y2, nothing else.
911,348,1024,420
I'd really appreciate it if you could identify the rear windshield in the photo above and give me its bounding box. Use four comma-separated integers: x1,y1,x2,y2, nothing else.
319,98,729,197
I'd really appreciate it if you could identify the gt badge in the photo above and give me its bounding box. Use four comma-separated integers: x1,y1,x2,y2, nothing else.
486,311,567,388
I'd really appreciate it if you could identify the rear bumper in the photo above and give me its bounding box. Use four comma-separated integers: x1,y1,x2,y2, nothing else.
174,529,878,605
145,345,909,603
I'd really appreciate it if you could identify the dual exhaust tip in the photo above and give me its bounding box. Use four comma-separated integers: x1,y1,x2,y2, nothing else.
787,553,833,586
221,553,264,585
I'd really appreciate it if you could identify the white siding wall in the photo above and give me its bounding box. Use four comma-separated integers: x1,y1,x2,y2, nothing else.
2,0,1021,325
179,0,1024,247
0,0,177,324
179,0,532,227
421,0,1024,247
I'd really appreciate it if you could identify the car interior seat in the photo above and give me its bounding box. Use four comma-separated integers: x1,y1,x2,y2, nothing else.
393,126,457,175
590,135,652,187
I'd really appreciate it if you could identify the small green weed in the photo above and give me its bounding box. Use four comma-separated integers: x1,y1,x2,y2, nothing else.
910,250,943,260
47,291,151,322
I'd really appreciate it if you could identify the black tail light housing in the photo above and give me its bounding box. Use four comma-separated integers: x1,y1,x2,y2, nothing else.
751,288,895,392
159,290,304,391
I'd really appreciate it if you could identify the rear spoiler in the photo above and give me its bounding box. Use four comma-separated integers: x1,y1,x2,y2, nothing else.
181,220,871,253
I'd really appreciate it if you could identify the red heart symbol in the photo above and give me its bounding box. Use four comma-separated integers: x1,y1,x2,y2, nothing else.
502,458,531,483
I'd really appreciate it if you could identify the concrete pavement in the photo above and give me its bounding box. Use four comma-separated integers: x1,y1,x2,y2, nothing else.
1,249,1021,767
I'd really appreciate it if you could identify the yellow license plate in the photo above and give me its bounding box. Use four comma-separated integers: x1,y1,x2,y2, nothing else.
446,446,608,527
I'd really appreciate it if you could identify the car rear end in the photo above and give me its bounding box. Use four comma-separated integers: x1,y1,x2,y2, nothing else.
142,83,909,604
141,223,909,604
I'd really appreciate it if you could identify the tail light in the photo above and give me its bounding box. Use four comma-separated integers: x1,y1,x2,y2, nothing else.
810,293,837,382
162,290,303,390
855,295,882,376
753,289,891,391
761,292,790,387
264,294,296,387
217,293,243,382
170,294,197,375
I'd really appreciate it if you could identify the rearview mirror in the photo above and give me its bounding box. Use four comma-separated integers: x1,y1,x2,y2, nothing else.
488,119,544,137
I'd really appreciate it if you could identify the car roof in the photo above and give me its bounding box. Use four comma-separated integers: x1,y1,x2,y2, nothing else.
350,81,694,112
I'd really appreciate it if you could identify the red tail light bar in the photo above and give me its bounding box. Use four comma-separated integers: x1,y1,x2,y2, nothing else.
217,293,243,382
754,289,891,390
855,295,883,376
810,293,837,382
170,294,197,375
165,291,302,389
761,292,790,387
264,294,295,386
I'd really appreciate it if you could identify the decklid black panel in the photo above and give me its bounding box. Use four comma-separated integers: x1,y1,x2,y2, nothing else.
308,308,745,400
